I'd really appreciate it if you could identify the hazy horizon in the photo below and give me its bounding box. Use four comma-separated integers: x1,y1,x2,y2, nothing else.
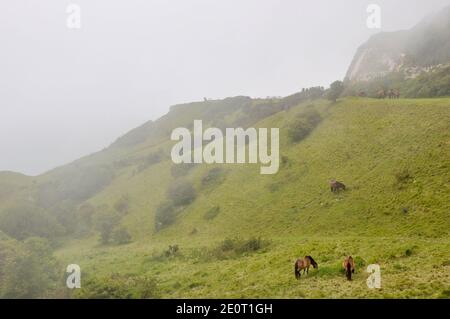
1,0,449,176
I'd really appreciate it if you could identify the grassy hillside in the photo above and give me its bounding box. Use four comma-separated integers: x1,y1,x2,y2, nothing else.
39,96,449,299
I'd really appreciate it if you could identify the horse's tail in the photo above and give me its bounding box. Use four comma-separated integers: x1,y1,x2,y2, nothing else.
294,261,301,280
346,262,352,280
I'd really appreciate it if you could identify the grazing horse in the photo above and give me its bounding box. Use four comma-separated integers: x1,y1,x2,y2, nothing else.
294,256,318,279
330,180,346,193
376,89,386,99
342,256,356,280
388,89,395,99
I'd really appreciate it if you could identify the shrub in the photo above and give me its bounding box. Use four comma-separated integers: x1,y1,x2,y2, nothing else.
327,80,345,102
201,168,226,187
0,237,60,298
94,209,121,245
112,227,132,245
395,169,413,184
288,109,322,143
164,245,180,257
281,155,290,167
167,180,196,207
205,237,270,260
394,168,413,189
137,150,164,172
74,203,96,238
154,201,178,231
204,206,220,221
0,204,64,240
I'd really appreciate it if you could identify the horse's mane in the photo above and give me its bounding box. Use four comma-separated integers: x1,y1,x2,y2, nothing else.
306,255,317,266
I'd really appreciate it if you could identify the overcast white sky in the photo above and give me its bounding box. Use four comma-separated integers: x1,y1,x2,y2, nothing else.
1,0,449,175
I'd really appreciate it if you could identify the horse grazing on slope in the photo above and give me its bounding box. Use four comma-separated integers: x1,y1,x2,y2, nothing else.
294,256,318,279
343,256,356,280
330,180,346,193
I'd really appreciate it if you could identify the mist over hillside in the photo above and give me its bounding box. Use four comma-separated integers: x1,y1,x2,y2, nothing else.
346,6,450,82
0,4,449,299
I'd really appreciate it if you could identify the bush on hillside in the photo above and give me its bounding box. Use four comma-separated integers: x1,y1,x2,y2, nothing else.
94,208,121,245
201,237,271,260
204,206,220,221
111,227,132,245
0,237,60,298
201,168,226,188
154,201,178,231
327,81,345,102
137,149,164,172
0,204,64,241
288,109,322,143
167,180,196,207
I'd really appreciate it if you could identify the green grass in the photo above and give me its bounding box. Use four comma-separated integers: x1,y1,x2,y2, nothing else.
4,97,450,298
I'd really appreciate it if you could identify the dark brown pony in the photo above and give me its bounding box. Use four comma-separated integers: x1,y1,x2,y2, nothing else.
342,256,355,280
294,256,318,279
330,180,346,193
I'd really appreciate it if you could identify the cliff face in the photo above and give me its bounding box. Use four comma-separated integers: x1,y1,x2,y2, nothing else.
345,6,450,82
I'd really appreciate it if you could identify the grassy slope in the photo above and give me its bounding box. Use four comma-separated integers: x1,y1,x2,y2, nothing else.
52,97,450,298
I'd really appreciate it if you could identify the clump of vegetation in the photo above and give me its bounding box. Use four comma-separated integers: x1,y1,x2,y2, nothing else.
164,245,180,258
137,149,164,172
73,203,95,238
154,179,197,231
0,237,60,298
201,168,226,188
201,237,271,260
394,168,413,189
327,80,345,103
93,206,132,245
75,273,160,299
167,180,196,207
204,206,220,221
404,248,413,257
95,211,120,245
288,109,322,143
155,178,197,230
149,245,182,261
154,201,178,231
111,227,132,245
281,155,290,167
0,204,64,241
279,87,325,110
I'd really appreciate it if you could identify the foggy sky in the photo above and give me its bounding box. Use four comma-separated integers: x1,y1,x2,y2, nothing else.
1,0,449,175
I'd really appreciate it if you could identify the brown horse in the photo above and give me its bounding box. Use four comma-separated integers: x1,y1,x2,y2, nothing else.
330,180,346,193
342,256,355,280
376,89,386,99
388,89,395,99
294,256,318,279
